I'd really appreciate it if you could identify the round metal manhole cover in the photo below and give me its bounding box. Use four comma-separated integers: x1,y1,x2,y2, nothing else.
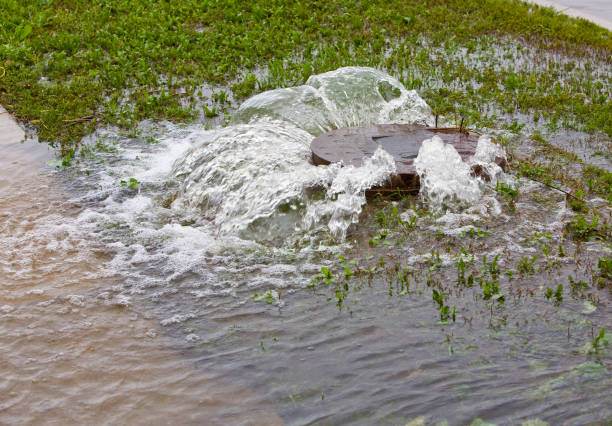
310,124,482,192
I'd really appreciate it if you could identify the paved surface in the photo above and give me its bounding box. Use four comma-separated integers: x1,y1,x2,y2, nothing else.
529,0,612,31
551,0,612,23
0,105,25,146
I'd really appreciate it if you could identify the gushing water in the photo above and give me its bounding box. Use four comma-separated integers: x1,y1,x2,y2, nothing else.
303,146,396,240
414,135,482,211
172,67,430,242
414,134,509,213
232,66,433,134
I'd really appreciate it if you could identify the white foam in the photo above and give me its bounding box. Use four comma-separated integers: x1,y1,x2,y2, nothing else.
160,313,196,326
414,135,482,211
303,146,396,239
470,135,507,182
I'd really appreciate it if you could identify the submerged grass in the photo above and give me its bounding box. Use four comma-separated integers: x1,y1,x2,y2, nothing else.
0,0,610,155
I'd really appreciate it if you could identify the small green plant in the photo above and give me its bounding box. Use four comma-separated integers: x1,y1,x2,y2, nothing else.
460,227,489,239
373,205,416,240
120,177,140,189
253,290,277,304
338,256,358,279
482,279,504,302
369,230,392,247
504,119,526,134
597,256,611,280
310,266,334,288
568,275,589,292
432,289,455,324
541,244,549,261
397,268,410,294
95,139,117,152
61,150,72,167
231,73,258,98
569,189,586,212
365,265,374,284
558,244,565,257
544,284,563,303
590,328,609,353
212,90,229,104
335,283,348,310
488,254,500,280
567,214,600,241
203,105,218,118
496,180,518,199
517,255,538,275
457,257,466,285
320,266,333,285
426,249,443,271
466,274,475,287
531,231,553,241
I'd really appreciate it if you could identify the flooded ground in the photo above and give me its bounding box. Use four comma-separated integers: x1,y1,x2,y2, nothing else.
1,66,610,425
0,141,282,425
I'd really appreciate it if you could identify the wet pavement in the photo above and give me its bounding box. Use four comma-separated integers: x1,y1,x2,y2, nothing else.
529,0,612,30
0,105,25,146
552,0,612,22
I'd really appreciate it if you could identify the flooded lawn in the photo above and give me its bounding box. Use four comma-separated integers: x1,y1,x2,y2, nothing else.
1,66,610,424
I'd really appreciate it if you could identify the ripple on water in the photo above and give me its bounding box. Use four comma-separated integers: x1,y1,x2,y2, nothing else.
0,141,282,424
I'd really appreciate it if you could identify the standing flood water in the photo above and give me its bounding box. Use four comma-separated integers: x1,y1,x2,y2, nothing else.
0,141,282,424
1,67,611,424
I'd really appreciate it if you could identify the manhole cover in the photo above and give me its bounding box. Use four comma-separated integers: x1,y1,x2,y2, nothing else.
311,124,484,193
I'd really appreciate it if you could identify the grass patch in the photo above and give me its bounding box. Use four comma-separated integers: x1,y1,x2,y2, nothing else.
0,0,610,154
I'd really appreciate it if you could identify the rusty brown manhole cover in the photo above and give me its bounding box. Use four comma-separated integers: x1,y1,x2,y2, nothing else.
311,124,482,194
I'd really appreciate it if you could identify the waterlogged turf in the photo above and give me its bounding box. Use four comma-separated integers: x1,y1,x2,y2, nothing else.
20,66,603,424
0,0,610,155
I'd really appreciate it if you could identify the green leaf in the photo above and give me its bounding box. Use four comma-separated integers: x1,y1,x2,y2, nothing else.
19,24,33,41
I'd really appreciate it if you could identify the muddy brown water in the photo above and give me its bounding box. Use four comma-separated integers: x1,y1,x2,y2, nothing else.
0,140,282,425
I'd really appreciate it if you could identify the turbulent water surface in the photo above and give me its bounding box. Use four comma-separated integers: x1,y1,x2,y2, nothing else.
1,67,610,425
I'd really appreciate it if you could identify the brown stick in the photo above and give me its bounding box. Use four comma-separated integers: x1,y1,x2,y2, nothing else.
522,174,585,204
61,114,97,128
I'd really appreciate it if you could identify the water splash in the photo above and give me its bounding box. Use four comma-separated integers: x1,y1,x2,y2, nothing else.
172,119,320,240
303,147,396,240
414,135,482,212
172,121,396,242
232,66,433,134
469,134,507,182
172,67,431,243
415,135,508,213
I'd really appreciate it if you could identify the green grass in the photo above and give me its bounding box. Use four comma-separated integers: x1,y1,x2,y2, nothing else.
0,0,610,156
